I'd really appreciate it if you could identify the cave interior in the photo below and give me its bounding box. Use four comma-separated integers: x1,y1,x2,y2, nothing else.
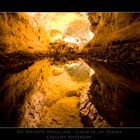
0,12,140,127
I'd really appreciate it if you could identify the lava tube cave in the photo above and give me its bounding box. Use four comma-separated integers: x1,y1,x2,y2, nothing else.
0,12,140,127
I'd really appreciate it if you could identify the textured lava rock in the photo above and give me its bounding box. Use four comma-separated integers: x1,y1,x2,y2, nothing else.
0,13,49,53
80,86,110,127
83,13,140,127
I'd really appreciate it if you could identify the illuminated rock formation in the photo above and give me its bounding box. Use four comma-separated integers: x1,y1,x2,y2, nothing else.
0,12,140,127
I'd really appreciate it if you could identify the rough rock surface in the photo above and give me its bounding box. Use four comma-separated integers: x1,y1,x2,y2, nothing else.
82,13,140,127
88,13,140,47
0,13,49,53
80,86,110,127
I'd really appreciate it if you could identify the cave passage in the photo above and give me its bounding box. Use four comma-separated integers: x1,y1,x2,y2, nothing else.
0,12,97,128
0,12,140,127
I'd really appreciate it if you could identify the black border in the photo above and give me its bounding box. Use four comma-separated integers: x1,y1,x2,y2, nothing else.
1,127,140,139
0,0,140,139
0,0,140,12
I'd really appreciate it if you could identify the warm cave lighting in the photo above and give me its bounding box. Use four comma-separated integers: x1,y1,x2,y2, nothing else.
63,30,94,45
25,12,94,45
63,36,81,44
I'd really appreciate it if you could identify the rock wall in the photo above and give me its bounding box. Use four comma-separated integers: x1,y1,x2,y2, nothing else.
0,12,49,53
82,13,140,126
80,86,110,127
88,13,140,47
